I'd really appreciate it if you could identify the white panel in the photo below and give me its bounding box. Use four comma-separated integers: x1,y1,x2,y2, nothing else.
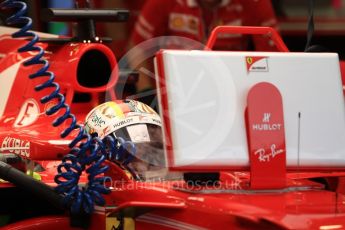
157,51,345,167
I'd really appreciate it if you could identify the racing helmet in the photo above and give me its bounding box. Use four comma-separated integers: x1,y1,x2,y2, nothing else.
84,100,166,180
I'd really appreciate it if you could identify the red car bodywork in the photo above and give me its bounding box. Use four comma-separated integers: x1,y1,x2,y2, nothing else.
1,24,345,230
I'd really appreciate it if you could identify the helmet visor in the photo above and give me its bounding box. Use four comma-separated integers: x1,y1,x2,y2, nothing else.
112,123,168,181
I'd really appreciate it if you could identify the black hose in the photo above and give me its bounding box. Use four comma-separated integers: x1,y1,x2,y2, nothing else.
0,161,65,211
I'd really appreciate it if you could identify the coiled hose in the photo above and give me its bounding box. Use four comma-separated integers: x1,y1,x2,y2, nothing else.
0,0,136,214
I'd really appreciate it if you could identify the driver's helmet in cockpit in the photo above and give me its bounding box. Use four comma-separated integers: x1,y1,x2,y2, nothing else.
84,99,167,180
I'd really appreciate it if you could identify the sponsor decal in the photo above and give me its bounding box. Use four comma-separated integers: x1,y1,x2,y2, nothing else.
169,13,199,35
171,16,184,29
1,136,30,158
113,118,134,130
106,216,134,230
128,99,157,115
252,113,282,131
14,98,40,127
106,216,121,230
252,123,282,131
246,56,269,72
90,112,106,127
254,144,284,162
151,118,162,125
98,115,162,138
262,113,271,122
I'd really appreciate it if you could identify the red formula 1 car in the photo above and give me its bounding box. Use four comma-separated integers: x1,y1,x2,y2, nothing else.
1,1,345,230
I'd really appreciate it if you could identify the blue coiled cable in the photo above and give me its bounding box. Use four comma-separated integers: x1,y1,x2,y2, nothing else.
0,0,136,214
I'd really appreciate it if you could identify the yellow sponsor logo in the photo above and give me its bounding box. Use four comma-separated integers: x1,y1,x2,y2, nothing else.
247,57,253,65
106,217,120,230
106,216,135,230
172,16,184,29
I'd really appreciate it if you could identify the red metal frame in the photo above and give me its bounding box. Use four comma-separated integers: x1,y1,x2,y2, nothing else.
205,26,289,52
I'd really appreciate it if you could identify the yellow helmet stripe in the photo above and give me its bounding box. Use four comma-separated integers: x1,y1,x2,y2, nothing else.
107,102,125,118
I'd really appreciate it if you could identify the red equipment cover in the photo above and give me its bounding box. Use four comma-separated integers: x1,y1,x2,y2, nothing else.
246,82,286,189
